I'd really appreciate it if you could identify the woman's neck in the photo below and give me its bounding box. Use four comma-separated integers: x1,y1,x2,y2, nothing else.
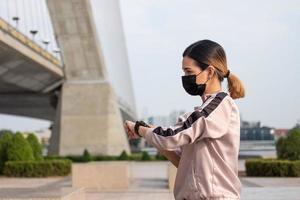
201,83,222,102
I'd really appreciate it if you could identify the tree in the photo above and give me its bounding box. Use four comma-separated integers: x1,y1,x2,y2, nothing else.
7,132,34,161
141,151,151,161
27,133,43,161
118,150,129,160
0,132,13,172
82,148,92,162
276,128,300,160
0,129,13,137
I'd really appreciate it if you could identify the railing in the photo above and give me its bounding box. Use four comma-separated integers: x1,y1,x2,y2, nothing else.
240,140,276,151
0,17,61,67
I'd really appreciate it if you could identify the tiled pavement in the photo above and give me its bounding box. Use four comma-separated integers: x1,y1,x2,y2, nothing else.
0,161,300,200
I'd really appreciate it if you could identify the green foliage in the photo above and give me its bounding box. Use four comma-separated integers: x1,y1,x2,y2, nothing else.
45,151,166,162
128,152,143,161
93,155,118,161
141,151,151,161
7,132,34,161
276,128,300,160
64,155,87,162
0,130,14,137
245,158,300,177
3,159,71,177
0,132,14,173
82,149,92,162
117,150,129,160
26,133,43,161
155,152,168,160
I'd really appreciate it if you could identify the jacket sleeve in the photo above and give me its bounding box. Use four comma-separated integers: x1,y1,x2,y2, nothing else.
173,147,183,157
144,114,188,152
144,97,233,151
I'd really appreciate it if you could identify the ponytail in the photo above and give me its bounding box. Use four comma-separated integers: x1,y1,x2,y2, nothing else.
227,73,245,99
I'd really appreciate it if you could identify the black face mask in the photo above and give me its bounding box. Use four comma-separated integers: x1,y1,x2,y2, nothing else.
181,70,209,96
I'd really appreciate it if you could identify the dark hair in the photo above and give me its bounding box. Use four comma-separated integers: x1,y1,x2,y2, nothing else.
182,39,245,99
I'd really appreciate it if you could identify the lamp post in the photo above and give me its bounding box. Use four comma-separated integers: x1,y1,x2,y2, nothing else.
12,16,20,29
30,30,38,41
42,39,50,50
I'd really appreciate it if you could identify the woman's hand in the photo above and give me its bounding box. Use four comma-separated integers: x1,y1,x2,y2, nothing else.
148,124,155,128
123,120,155,139
123,120,140,139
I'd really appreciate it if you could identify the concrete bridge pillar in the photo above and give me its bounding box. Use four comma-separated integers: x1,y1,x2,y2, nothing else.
46,0,130,156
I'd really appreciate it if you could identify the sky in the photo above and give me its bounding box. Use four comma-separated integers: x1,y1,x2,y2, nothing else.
0,0,299,131
118,0,300,129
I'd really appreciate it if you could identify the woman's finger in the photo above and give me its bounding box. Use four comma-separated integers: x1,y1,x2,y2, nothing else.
128,126,134,138
125,121,134,139
124,122,131,138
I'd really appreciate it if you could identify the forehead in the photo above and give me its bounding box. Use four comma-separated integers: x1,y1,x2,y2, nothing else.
182,56,198,69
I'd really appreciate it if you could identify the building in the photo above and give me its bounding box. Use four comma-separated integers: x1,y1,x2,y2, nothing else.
239,120,277,158
240,121,274,141
273,129,289,140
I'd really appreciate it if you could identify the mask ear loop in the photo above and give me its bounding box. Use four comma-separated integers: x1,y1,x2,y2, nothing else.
194,67,210,85
205,65,218,83
195,70,204,76
195,61,210,77
204,77,210,84
201,67,211,84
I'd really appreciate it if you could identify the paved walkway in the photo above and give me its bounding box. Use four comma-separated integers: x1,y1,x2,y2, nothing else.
0,161,300,199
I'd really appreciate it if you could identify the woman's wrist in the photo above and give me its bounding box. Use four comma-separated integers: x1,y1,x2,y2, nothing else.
139,126,149,137
134,121,151,137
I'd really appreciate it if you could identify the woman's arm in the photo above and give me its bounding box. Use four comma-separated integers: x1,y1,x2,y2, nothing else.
157,149,180,168
143,124,181,168
137,96,232,150
123,121,181,167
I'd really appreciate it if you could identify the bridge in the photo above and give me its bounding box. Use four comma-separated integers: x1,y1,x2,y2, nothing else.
0,0,137,156
0,17,63,120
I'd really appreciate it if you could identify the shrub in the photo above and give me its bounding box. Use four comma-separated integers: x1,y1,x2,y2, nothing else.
118,150,129,160
289,160,300,177
141,151,151,161
3,159,71,177
128,152,143,161
44,155,63,160
245,158,300,177
0,132,13,173
45,151,169,162
47,154,118,162
64,155,85,162
82,149,92,162
26,133,43,161
276,128,300,160
93,155,118,161
0,130,14,137
7,132,34,161
155,152,168,161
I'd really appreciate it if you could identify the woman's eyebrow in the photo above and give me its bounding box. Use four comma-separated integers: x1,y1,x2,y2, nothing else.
182,66,192,71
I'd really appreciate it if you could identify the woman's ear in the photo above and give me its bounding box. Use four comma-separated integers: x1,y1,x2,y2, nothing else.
207,66,215,80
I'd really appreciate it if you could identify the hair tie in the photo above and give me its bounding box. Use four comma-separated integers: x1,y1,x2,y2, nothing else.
224,70,230,78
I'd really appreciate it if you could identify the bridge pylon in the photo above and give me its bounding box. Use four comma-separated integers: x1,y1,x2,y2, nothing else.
47,0,131,156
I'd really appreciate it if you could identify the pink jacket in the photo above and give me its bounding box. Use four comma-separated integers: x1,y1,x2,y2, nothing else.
144,91,242,200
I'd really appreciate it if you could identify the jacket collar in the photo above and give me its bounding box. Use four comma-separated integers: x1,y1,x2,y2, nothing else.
194,90,225,111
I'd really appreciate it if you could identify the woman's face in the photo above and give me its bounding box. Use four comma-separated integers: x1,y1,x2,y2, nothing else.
182,56,211,85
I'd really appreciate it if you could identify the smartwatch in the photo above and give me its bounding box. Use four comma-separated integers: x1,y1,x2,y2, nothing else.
134,120,151,137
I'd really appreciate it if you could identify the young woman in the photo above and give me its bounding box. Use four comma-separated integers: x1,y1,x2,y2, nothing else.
124,39,245,200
